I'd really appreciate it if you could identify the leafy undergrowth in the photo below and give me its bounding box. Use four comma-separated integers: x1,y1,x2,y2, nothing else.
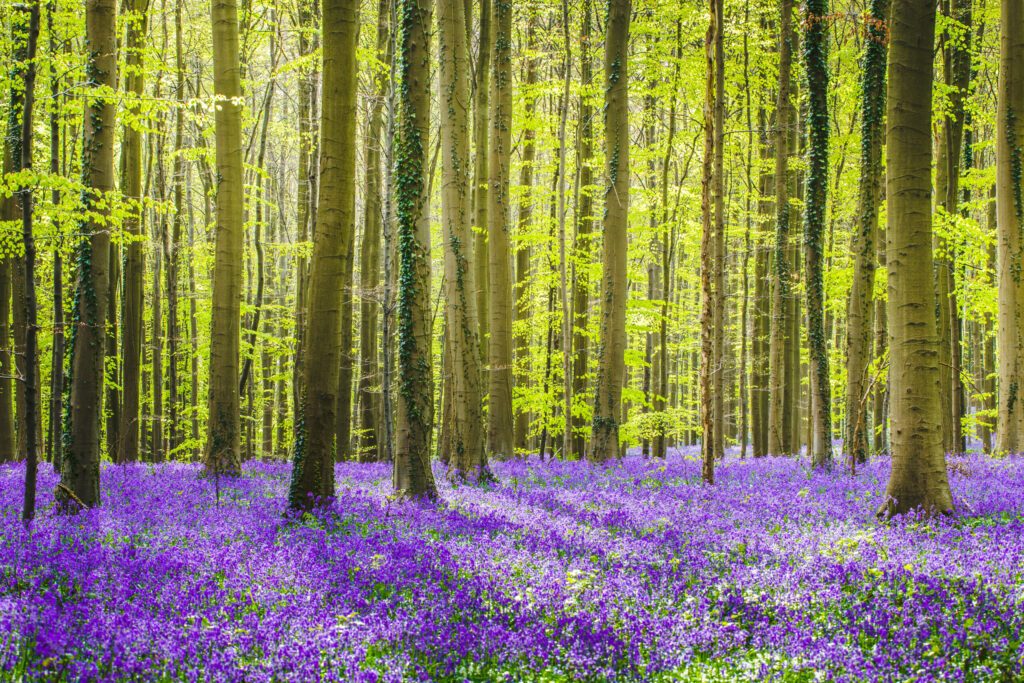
1,453,1022,682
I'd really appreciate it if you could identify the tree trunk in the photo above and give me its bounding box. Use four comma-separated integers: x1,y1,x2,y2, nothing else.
19,1,41,522
880,0,953,517
485,0,515,460
289,0,359,508
393,0,438,499
117,0,148,465
513,20,537,453
472,0,491,366
996,0,1024,454
570,0,594,459
700,0,720,481
204,0,245,477
767,0,795,456
846,0,888,467
588,0,630,463
803,0,831,468
438,0,486,477
62,0,118,508
935,0,971,455
357,0,389,462
47,0,64,468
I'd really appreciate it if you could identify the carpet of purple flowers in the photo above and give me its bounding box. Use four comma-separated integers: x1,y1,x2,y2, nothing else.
1,452,1022,682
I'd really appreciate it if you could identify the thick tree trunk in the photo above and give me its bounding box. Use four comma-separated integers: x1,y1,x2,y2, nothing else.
204,0,245,477
486,0,515,460
588,0,630,463
438,0,486,477
62,0,118,508
996,0,1024,454
880,0,953,517
393,0,438,499
289,0,358,508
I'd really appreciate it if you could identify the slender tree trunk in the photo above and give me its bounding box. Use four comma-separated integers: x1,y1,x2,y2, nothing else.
880,0,953,516
289,0,359,508
982,188,997,452
357,0,389,462
653,22,681,461
166,0,187,456
472,0,491,365
204,0,246,477
752,106,773,457
935,0,971,455
588,0,630,463
293,0,318,418
152,191,165,463
699,0,719,481
767,0,795,456
846,0,888,466
711,0,725,463
19,1,41,522
47,0,64,467
513,20,537,453
803,0,831,468
117,0,148,464
393,0,438,498
62,0,118,508
570,0,594,459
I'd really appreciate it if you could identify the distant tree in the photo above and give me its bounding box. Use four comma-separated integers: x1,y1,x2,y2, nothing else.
767,0,796,457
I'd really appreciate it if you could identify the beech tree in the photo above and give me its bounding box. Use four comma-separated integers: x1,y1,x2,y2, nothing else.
437,0,486,477
61,0,119,508
289,0,359,508
487,0,514,460
394,0,438,498
588,0,630,463
880,0,954,516
996,0,1024,454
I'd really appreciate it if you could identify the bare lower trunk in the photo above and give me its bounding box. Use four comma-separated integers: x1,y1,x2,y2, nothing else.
588,0,630,463
62,0,118,508
880,0,953,517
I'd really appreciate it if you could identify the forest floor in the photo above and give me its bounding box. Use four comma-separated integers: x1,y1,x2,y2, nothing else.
0,451,1022,682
